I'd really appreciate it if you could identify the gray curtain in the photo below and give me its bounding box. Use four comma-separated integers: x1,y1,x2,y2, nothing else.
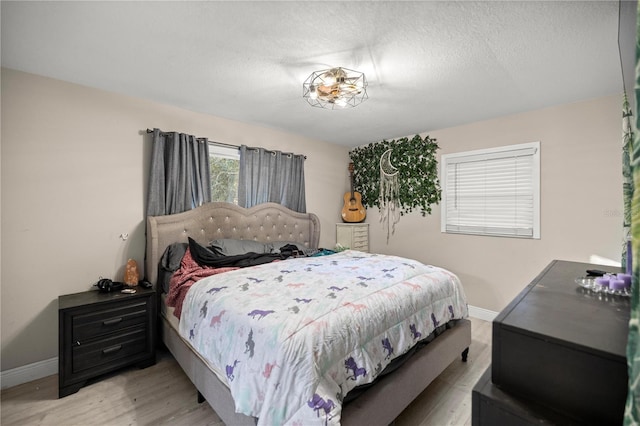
146,128,211,216
238,145,306,212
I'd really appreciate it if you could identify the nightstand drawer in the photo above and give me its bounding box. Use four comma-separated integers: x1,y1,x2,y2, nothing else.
353,228,369,237
353,243,369,251
72,327,147,373
73,300,148,342
353,235,368,243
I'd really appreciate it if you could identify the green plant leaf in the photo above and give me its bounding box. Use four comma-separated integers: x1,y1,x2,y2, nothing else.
349,135,441,216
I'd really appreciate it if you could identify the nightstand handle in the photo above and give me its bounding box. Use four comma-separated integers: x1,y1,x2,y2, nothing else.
102,344,122,355
103,318,123,326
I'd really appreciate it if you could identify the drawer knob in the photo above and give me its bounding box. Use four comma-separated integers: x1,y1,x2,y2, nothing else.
102,318,123,326
76,341,81,346
102,344,122,355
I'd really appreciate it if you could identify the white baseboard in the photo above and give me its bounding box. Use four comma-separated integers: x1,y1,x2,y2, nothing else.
1,357,58,390
468,305,498,322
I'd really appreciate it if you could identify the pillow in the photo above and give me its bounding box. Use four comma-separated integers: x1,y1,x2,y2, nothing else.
269,241,302,254
209,238,269,256
158,242,188,294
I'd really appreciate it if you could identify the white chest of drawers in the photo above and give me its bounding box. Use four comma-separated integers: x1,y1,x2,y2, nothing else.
336,223,369,252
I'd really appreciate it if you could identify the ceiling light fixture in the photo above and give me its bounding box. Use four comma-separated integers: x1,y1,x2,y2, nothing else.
303,67,368,109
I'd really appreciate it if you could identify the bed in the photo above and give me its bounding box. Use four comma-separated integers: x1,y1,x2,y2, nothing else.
146,202,471,425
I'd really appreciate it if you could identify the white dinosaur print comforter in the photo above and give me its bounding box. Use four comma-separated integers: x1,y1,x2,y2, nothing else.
179,250,468,425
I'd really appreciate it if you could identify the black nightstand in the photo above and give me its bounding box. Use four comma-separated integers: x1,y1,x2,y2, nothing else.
58,287,157,398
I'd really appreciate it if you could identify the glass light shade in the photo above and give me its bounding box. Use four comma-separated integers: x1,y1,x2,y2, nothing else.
303,67,368,109
323,73,336,86
309,86,318,100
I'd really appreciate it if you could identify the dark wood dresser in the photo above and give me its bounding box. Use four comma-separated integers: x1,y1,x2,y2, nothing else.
58,287,157,397
473,260,630,425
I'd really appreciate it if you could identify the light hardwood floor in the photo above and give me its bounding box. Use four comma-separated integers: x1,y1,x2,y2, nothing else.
1,317,491,426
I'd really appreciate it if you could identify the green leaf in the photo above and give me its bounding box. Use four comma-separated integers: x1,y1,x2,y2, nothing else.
349,135,441,216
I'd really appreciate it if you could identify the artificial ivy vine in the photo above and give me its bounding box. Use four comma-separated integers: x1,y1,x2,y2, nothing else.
349,134,441,216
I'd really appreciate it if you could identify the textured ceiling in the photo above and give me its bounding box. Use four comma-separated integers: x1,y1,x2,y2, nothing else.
1,1,626,148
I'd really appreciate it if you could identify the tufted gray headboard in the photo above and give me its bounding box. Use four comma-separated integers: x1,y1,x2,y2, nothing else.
145,202,321,286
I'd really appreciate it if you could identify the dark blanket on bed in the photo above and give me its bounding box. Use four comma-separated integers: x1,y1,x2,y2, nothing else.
188,237,295,268
165,239,301,319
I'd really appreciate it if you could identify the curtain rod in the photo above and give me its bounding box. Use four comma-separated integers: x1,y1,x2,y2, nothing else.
146,128,307,159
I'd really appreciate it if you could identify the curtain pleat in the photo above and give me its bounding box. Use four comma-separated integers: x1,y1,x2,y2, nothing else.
238,145,306,212
146,128,211,216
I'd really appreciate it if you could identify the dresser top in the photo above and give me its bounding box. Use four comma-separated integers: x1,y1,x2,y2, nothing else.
494,259,630,358
59,287,155,310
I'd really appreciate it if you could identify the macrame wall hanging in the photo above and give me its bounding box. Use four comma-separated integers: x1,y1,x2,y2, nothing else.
379,149,401,242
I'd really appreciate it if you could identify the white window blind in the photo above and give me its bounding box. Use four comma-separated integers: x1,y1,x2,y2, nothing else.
441,142,540,238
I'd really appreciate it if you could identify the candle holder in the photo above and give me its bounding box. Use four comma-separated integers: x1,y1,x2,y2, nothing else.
575,276,631,297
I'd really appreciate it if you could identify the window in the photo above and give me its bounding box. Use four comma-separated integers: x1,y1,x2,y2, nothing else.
209,144,240,204
441,141,540,239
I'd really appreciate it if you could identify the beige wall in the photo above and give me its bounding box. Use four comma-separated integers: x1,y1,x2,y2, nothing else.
367,95,622,312
0,68,350,370
1,67,622,372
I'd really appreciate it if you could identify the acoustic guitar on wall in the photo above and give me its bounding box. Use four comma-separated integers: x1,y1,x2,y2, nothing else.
341,163,366,223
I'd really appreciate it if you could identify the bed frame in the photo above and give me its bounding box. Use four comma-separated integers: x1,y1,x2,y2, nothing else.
146,202,471,425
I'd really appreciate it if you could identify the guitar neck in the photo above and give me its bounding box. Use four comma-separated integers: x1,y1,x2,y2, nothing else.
349,167,355,199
